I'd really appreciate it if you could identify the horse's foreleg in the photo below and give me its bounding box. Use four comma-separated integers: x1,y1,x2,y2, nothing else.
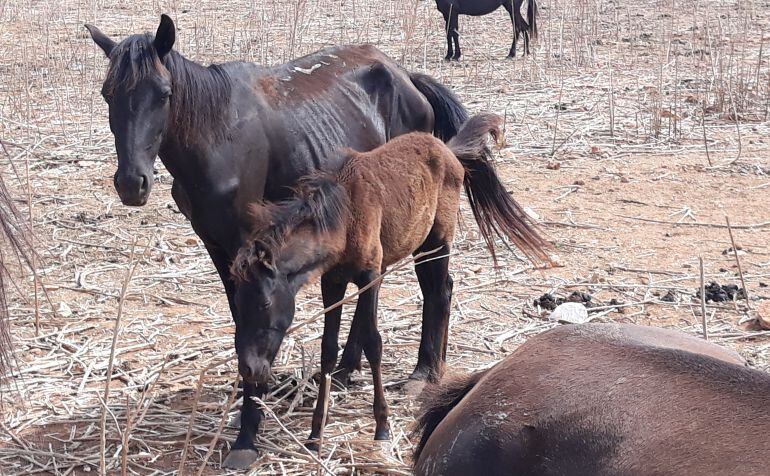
504,1,518,57
411,238,453,384
204,243,237,320
205,243,265,469
223,381,268,469
307,274,347,449
354,270,389,441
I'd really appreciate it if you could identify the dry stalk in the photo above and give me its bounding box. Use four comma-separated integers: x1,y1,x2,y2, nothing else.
195,374,240,476
699,257,708,340
178,354,235,475
316,373,331,476
725,216,750,310
99,238,139,476
252,396,336,476
287,246,445,335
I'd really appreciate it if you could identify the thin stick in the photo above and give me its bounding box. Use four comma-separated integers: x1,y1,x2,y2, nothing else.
287,247,444,335
725,216,751,310
701,108,712,167
551,76,564,157
121,395,131,476
24,155,39,336
316,374,331,476
195,374,240,476
100,238,139,476
178,355,235,475
252,397,336,476
699,257,708,340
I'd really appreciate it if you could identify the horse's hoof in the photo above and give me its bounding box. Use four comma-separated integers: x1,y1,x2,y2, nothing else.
222,449,259,470
305,440,320,452
404,378,427,397
374,427,391,441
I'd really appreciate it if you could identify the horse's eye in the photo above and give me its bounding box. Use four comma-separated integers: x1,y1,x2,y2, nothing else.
160,90,172,102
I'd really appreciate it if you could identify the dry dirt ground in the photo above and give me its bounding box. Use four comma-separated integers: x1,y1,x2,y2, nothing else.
1,0,769,474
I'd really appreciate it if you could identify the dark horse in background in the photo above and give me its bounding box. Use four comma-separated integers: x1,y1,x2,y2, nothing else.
86,14,469,469
436,0,538,60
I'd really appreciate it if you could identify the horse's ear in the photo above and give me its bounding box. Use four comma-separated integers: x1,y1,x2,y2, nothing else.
154,14,176,59
85,24,116,58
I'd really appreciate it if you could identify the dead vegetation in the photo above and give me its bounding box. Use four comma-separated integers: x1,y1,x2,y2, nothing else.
1,0,769,474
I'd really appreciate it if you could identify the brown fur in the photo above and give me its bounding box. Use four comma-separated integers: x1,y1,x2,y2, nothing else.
233,112,549,277
413,323,767,476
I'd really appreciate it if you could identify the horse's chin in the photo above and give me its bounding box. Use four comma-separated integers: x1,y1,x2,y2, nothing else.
119,196,149,207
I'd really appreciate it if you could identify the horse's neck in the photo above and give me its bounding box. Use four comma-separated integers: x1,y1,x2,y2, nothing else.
158,53,236,191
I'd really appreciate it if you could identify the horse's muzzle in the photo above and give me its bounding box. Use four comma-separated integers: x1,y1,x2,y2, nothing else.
114,171,151,206
238,356,271,385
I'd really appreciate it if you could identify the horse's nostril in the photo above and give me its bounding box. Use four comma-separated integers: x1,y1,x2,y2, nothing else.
139,175,149,193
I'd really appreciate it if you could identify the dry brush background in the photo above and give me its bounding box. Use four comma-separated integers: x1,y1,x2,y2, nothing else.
1,0,770,474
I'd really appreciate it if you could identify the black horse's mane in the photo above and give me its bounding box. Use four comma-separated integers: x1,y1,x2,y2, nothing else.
103,33,232,145
230,174,349,282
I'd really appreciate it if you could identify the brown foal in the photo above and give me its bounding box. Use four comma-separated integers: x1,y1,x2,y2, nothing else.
230,113,550,445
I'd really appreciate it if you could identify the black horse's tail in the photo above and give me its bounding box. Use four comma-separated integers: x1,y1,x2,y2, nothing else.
448,113,551,266
528,0,538,39
410,72,468,142
412,370,489,466
513,0,538,39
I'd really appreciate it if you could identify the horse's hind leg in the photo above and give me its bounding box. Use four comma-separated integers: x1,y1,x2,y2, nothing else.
504,1,518,57
335,317,363,386
354,269,390,440
409,235,453,386
442,11,454,60
450,11,461,60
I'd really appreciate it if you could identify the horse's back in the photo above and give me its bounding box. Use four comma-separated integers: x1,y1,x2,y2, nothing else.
415,323,769,476
339,132,461,267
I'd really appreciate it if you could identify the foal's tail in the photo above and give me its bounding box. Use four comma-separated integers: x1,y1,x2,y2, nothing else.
412,370,489,466
448,113,551,266
410,72,469,142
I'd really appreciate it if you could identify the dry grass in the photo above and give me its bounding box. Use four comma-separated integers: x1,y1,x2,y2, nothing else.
1,0,770,474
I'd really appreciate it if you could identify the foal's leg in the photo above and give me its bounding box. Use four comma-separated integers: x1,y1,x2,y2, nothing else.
335,317,363,386
307,274,347,449
410,236,453,384
503,0,518,58
354,270,390,440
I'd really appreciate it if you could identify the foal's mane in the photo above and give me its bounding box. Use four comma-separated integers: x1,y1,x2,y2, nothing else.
231,174,349,282
103,33,232,145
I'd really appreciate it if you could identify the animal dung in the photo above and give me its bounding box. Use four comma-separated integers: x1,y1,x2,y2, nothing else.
548,302,589,324
696,282,746,303
533,291,592,311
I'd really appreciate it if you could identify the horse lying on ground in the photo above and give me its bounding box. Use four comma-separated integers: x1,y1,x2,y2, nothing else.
435,0,538,60
86,14,476,469
413,323,770,476
230,113,551,448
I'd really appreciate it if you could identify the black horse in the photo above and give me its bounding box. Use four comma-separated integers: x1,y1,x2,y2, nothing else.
435,0,538,60
86,14,469,469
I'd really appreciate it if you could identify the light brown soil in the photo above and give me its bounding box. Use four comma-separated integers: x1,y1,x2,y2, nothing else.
1,0,769,474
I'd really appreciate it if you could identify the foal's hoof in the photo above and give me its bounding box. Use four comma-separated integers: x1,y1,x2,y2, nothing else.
374,427,391,441
222,449,259,470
